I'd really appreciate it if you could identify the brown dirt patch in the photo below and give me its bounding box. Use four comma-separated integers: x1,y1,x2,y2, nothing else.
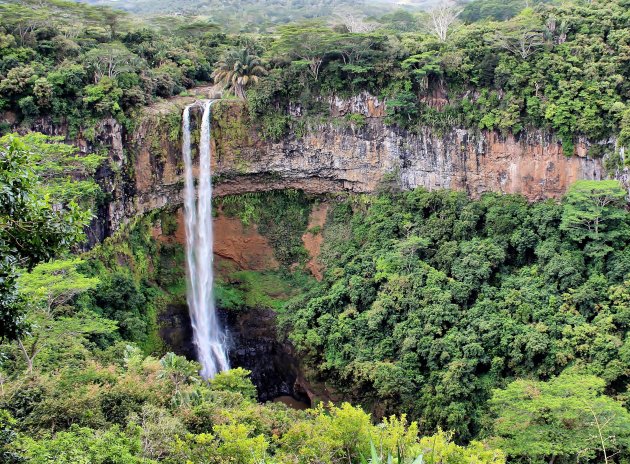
302,203,329,280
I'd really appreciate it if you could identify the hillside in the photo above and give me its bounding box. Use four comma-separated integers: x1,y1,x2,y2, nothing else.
1,0,630,463
75,0,409,32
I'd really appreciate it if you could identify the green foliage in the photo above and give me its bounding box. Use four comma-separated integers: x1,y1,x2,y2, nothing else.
17,259,99,313
0,410,23,464
157,352,199,394
560,180,629,256
0,336,504,463
209,367,257,400
16,424,149,464
1,133,104,206
277,403,505,464
259,112,290,142
3,1,630,462
282,184,630,441
212,48,266,100
223,0,630,149
346,113,367,128
385,91,418,127
0,0,220,129
9,0,629,146
416,429,505,464
91,272,150,344
216,270,312,311
76,212,177,350
461,0,550,23
490,373,630,462
0,134,91,341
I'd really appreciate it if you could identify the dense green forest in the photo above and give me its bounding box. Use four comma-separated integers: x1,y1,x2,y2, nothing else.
2,0,629,153
1,0,630,462
282,183,630,446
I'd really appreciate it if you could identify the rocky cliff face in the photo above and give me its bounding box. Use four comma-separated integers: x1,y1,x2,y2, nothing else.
104,92,608,235
12,90,613,238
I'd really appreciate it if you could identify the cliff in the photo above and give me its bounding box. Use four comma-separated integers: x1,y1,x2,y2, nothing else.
8,89,616,239
112,92,606,232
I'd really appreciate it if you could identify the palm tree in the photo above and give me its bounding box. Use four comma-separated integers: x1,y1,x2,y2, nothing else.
212,48,267,99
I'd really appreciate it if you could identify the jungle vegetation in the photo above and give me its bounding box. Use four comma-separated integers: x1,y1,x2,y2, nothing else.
1,0,629,154
1,0,630,463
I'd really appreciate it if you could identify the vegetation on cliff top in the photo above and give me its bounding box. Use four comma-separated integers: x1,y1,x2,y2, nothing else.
2,0,630,154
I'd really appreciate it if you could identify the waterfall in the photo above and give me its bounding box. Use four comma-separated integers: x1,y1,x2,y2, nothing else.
182,100,229,379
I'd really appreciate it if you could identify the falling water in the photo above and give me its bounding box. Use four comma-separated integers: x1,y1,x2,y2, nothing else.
182,100,229,379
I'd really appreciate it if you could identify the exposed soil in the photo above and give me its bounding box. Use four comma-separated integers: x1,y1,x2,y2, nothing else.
301,203,329,280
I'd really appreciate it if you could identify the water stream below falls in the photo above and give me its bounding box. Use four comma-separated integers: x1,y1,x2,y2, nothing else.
182,100,229,379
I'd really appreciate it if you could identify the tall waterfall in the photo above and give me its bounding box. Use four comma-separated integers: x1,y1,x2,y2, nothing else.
182,100,229,379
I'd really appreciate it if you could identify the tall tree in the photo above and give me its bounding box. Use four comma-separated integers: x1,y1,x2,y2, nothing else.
0,135,91,341
560,180,628,256
272,22,334,81
84,43,142,84
488,9,545,59
427,1,462,42
490,373,630,463
17,259,99,315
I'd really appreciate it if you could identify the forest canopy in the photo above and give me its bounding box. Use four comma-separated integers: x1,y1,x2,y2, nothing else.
1,0,629,156
1,0,630,463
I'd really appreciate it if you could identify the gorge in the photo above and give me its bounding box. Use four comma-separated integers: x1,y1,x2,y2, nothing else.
3,1,630,460
62,88,622,409
8,88,623,403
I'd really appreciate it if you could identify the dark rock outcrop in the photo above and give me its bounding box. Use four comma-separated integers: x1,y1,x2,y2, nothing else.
160,303,310,405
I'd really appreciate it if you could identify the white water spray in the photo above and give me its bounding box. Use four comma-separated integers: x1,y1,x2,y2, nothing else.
182,100,229,379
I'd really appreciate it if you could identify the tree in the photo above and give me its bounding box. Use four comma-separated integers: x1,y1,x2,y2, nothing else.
490,373,630,463
17,259,99,315
15,310,116,375
416,429,505,464
91,6,127,39
212,48,266,100
84,43,142,84
336,32,384,66
128,404,185,461
16,424,148,464
272,22,333,81
214,423,269,464
385,90,419,126
427,1,462,42
337,13,379,33
92,273,149,343
402,50,443,91
0,3,48,46
13,133,105,206
560,180,628,253
488,11,545,59
209,367,257,400
0,135,91,341
157,353,199,393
